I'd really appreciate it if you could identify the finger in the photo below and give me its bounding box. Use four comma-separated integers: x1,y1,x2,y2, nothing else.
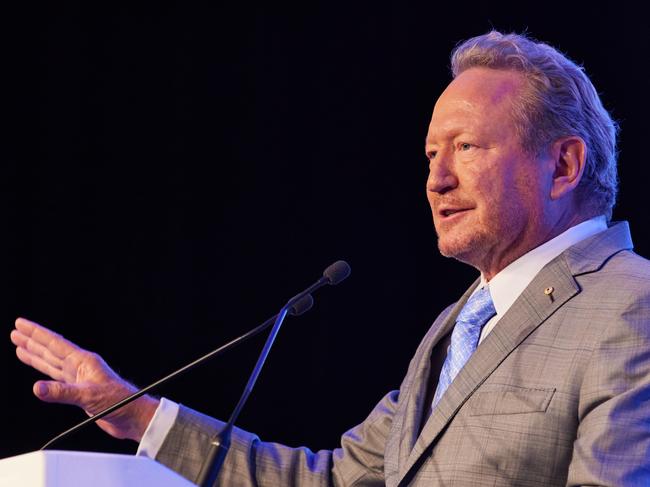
16,347,71,382
9,329,29,348
15,317,83,361
11,330,65,371
33,380,82,406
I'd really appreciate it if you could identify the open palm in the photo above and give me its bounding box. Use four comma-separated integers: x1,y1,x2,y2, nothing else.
11,318,157,442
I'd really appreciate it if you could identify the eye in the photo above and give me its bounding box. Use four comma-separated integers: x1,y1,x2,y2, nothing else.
459,142,473,151
426,150,437,160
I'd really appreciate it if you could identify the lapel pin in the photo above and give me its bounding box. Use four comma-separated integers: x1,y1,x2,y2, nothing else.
544,286,554,302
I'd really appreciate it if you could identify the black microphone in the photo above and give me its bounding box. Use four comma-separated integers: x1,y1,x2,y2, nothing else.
40,295,315,450
323,260,351,285
195,260,351,487
289,294,314,316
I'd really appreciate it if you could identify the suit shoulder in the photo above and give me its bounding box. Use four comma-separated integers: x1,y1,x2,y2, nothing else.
572,249,650,333
595,248,650,282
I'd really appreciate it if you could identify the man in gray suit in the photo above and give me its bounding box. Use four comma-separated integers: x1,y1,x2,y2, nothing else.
11,31,650,486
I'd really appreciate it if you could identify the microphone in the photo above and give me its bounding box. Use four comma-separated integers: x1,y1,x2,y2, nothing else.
323,260,351,285
40,262,349,452
195,260,351,487
289,294,314,316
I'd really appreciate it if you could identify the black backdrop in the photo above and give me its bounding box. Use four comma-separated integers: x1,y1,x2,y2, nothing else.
3,4,649,459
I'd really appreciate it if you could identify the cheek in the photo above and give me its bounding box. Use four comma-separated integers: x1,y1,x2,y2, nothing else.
474,177,528,226
513,167,549,210
472,178,505,215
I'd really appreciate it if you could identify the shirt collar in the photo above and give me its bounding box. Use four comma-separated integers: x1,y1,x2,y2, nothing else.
480,216,608,317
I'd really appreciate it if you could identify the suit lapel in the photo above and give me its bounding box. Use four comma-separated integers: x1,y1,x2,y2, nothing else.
398,257,580,484
394,282,479,480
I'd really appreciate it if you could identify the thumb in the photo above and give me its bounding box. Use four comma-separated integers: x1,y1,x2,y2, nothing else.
33,380,81,405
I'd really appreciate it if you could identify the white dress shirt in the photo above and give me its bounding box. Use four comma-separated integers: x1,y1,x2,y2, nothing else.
137,216,608,458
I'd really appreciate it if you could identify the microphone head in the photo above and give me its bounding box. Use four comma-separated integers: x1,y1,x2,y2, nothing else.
289,294,314,316
323,260,351,285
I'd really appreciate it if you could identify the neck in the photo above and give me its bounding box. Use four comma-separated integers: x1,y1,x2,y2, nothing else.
479,211,591,282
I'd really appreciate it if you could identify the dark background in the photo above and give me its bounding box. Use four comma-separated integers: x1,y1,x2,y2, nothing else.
2,4,648,459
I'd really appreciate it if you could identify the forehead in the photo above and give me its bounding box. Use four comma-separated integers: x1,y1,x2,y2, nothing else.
427,68,526,142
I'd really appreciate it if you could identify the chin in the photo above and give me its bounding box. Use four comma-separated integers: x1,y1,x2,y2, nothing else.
436,231,491,267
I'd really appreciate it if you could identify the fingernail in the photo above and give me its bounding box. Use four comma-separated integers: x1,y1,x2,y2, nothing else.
36,383,48,396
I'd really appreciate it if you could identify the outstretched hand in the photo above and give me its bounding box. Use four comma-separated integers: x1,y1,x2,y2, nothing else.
10,317,159,442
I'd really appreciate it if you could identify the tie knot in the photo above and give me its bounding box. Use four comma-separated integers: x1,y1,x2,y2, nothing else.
456,286,496,327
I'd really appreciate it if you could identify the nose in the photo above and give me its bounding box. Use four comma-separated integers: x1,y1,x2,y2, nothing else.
426,151,458,195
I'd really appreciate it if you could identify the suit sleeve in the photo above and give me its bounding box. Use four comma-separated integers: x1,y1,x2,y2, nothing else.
154,390,398,487
567,289,650,486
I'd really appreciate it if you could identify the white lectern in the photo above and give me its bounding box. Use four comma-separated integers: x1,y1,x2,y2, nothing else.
0,450,196,487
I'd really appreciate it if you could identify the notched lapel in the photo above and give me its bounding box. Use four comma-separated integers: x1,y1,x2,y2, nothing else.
398,257,580,485
391,281,479,484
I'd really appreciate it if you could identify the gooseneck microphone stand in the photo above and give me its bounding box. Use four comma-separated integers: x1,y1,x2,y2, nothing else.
38,260,350,487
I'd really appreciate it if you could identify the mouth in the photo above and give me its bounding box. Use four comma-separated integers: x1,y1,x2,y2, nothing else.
438,207,473,219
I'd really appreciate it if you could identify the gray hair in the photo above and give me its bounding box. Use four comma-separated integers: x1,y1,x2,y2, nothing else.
451,31,619,220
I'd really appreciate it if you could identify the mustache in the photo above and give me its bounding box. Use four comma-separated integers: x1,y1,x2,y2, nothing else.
431,197,475,209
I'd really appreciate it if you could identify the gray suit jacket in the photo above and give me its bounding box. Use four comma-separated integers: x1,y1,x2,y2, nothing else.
156,222,650,486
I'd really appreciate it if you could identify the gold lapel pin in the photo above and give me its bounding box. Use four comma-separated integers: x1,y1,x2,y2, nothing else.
544,286,554,302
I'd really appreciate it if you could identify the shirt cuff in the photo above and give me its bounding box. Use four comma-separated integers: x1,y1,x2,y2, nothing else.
136,397,179,459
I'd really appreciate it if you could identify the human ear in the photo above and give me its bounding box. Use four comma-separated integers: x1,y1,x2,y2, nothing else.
550,136,586,200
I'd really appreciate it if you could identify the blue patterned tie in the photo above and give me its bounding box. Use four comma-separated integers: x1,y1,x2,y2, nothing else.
432,286,496,409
